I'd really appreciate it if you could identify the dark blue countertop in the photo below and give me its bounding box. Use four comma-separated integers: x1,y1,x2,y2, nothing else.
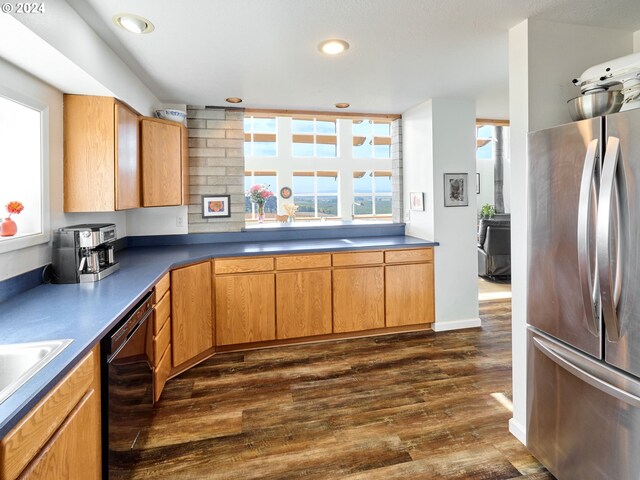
0,235,436,437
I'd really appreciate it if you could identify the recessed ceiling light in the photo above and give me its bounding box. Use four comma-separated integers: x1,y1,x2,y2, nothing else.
319,39,350,55
113,13,154,34
225,97,243,104
335,103,350,109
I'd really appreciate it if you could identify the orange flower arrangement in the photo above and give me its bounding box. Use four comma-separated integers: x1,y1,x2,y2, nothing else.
5,201,24,219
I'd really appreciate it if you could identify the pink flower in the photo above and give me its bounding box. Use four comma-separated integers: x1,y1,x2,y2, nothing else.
261,191,269,199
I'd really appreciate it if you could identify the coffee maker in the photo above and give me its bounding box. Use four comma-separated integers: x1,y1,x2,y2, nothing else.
52,224,120,283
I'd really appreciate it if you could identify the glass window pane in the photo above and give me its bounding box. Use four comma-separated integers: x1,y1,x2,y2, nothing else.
317,196,338,217
293,174,314,194
244,142,251,157
477,125,493,138
352,119,372,136
316,120,336,134
316,143,336,157
476,141,492,160
353,196,373,215
264,195,278,217
374,144,391,158
374,174,392,193
253,117,276,133
292,119,314,133
373,122,391,136
244,117,252,131
375,196,392,215
353,172,372,193
293,142,314,157
353,136,373,158
244,175,253,191
253,175,277,192
253,142,276,156
293,196,315,216
245,196,253,215
317,174,338,194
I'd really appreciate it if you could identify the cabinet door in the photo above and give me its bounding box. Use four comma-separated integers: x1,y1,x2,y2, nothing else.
333,267,384,333
171,262,213,367
114,103,140,210
19,390,100,480
385,263,435,327
216,273,276,345
276,270,332,339
141,119,183,207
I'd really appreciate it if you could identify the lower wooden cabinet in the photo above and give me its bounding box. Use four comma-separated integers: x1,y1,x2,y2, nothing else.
18,389,100,479
215,273,276,345
385,262,435,327
171,262,213,368
276,270,332,339
0,346,101,480
333,266,385,333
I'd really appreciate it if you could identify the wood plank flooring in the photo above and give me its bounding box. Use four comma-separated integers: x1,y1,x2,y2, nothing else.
120,299,554,479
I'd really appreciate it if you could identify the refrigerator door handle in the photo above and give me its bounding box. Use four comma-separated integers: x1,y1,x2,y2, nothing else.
533,335,640,408
597,136,623,342
577,139,600,335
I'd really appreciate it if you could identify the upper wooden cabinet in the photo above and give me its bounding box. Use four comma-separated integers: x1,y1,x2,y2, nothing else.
140,117,189,207
64,94,140,212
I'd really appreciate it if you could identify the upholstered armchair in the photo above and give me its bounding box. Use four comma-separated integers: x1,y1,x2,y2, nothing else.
477,215,511,278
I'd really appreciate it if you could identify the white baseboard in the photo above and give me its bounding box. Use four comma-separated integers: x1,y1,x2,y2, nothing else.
509,417,526,445
432,317,481,332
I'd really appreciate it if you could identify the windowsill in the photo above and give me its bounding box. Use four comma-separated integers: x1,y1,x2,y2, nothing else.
243,219,397,230
0,231,49,254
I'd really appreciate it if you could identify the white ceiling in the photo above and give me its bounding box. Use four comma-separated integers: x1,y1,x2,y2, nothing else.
66,0,640,117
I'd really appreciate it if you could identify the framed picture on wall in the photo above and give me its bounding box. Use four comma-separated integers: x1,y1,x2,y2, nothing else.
476,173,481,194
444,173,469,207
410,192,425,211
202,195,231,218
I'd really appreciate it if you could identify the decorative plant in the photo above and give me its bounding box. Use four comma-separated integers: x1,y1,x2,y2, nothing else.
282,203,298,217
480,203,495,219
4,201,24,220
246,184,274,205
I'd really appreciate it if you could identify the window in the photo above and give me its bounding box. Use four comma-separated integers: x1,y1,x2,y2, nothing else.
244,171,278,220
352,120,391,158
292,118,337,157
476,125,493,160
353,171,392,217
0,89,48,253
244,116,277,157
292,171,339,218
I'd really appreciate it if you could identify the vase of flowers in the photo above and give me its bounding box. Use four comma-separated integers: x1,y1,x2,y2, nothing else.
247,184,274,223
1,201,24,237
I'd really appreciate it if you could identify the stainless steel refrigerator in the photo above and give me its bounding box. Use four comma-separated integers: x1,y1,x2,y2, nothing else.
527,108,640,480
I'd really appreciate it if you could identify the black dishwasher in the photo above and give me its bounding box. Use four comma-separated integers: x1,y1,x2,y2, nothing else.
101,291,154,479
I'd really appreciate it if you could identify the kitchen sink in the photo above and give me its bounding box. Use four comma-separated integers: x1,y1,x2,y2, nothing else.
0,339,73,405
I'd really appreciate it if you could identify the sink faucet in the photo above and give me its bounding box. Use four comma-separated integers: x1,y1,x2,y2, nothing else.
351,202,363,220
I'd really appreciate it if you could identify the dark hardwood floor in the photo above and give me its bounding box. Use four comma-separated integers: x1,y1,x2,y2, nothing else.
122,299,554,479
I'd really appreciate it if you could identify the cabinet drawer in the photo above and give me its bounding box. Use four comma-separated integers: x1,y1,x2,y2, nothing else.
215,257,274,274
153,291,171,335
153,344,172,403
332,251,383,267
276,254,331,271
153,320,171,364
0,351,94,480
154,273,170,301
385,248,433,264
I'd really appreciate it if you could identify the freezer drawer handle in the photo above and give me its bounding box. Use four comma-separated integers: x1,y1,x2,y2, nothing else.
534,336,640,408
577,138,600,335
597,136,623,342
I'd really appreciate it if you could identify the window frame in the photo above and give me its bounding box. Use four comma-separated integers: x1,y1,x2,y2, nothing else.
244,170,278,221
0,85,50,254
291,118,338,158
244,115,278,158
352,170,393,219
292,171,340,219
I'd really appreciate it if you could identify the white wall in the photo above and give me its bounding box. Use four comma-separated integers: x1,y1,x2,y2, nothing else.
508,18,632,444
403,98,479,331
